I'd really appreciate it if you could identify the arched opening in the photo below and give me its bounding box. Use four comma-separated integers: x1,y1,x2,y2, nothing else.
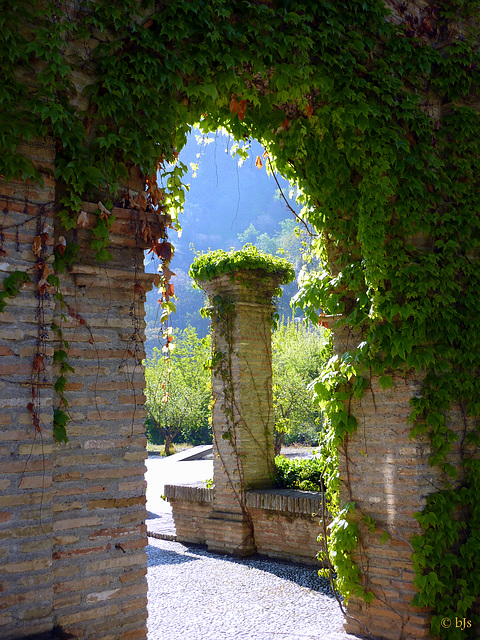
1,2,479,639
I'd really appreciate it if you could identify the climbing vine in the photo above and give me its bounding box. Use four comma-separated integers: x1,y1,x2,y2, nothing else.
1,0,480,634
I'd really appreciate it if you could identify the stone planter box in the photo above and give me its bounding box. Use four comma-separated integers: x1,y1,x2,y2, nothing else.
164,483,326,566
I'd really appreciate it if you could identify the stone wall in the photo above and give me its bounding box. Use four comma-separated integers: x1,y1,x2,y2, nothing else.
0,142,57,638
164,484,324,567
0,141,164,638
246,489,325,566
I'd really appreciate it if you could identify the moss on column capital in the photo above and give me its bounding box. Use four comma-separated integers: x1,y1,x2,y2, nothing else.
189,246,295,305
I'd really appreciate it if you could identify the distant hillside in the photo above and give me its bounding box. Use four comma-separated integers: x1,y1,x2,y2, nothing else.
144,129,304,354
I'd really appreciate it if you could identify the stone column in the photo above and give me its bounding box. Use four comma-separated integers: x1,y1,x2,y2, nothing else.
323,316,474,640
194,270,281,556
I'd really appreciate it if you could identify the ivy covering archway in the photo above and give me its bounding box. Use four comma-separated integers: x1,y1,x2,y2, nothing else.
2,0,480,636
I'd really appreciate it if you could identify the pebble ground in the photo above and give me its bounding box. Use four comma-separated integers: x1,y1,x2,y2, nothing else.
147,537,363,640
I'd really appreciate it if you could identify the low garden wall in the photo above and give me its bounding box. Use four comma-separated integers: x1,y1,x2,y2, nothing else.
164,483,325,566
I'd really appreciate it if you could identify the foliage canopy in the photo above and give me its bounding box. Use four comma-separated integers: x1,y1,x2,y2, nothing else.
2,0,480,632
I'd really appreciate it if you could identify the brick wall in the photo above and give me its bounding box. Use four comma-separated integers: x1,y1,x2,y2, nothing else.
0,136,165,638
164,484,325,566
328,320,474,640
0,142,56,638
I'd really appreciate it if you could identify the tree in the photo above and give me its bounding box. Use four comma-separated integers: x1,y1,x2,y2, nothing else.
144,327,211,455
272,318,330,454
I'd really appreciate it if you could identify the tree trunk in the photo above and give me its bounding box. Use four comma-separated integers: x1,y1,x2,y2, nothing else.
163,435,173,456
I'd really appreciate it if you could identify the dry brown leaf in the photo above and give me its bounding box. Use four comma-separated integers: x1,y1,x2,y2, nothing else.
162,265,176,280
141,221,153,244
97,201,111,220
77,210,89,228
133,191,148,210
32,235,42,257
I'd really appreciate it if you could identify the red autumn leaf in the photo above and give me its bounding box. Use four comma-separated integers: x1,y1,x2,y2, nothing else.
134,282,145,295
143,18,153,28
255,156,263,169
27,402,35,413
229,94,247,121
167,335,173,343
275,118,290,134
33,355,44,374
167,283,174,297
306,104,314,118
151,241,172,262
68,308,86,326
56,236,67,256
237,99,247,121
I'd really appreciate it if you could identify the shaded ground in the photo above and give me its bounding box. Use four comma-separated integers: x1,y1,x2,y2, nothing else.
145,446,364,640
147,537,363,640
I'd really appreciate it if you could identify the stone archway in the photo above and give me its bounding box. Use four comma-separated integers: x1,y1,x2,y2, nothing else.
1,2,479,639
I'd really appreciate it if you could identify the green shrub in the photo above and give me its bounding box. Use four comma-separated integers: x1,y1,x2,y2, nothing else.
274,455,324,492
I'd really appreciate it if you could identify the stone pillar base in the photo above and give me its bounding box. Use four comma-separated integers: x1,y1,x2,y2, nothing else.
206,511,256,556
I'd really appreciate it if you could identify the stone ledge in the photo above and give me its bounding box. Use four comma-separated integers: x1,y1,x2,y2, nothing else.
164,482,214,504
246,488,324,515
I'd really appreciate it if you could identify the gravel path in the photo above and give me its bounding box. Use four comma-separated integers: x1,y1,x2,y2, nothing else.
147,537,361,640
